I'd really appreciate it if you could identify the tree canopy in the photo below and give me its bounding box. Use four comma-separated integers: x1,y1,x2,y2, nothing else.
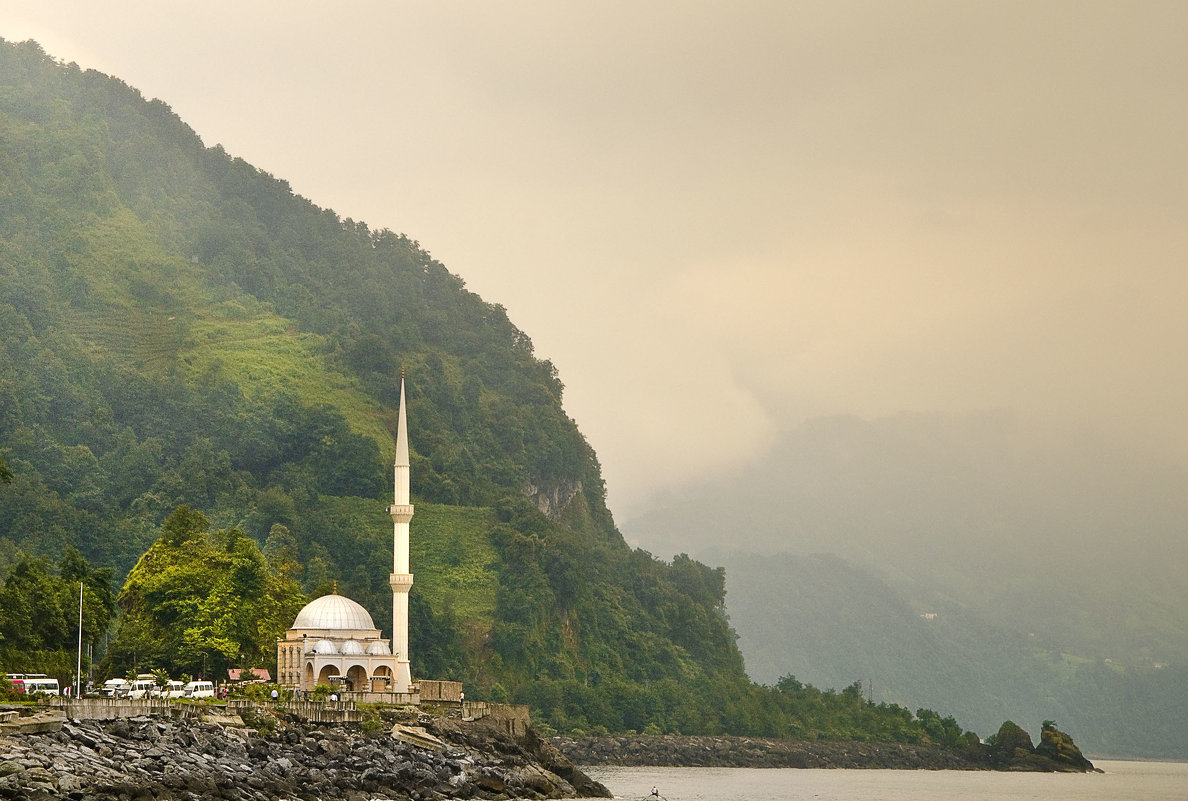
0,547,116,686
102,507,306,679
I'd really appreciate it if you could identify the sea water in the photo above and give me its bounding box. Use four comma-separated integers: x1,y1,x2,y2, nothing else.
584,760,1188,801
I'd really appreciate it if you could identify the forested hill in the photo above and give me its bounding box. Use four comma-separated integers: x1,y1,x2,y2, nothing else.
0,37,620,552
0,38,606,524
0,37,756,734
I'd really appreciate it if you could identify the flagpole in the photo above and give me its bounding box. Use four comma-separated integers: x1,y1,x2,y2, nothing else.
76,581,83,698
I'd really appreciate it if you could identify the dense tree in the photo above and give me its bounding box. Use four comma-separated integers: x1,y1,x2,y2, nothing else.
0,548,116,685
102,506,306,679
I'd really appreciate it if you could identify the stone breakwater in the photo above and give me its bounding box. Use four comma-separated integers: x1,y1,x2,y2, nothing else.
553,734,983,770
0,714,610,800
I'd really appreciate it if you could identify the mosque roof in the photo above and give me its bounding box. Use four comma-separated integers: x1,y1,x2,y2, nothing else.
291,593,377,632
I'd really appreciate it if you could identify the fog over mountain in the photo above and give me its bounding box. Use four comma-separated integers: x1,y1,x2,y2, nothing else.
622,412,1188,755
625,411,1188,655
4,2,1188,522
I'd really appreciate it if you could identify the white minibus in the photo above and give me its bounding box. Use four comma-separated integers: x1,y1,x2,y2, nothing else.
183,680,215,698
100,678,127,697
124,675,157,699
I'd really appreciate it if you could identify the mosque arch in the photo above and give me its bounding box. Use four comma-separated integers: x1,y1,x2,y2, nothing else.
304,663,315,686
345,664,368,692
318,664,341,686
371,665,392,690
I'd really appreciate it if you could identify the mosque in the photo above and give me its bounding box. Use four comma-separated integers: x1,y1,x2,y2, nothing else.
275,377,416,696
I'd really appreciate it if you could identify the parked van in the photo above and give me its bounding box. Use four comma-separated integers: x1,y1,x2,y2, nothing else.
124,675,157,699
183,680,214,698
159,680,187,698
7,674,59,696
99,678,128,698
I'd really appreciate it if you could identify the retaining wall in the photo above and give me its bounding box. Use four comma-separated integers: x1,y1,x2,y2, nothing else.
51,698,205,721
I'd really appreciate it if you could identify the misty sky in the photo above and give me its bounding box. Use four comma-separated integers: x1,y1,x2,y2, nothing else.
5,2,1187,520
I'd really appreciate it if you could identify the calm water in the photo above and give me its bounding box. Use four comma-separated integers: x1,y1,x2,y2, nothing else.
584,761,1188,801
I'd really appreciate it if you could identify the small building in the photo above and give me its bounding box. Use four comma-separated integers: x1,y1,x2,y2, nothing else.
227,668,271,683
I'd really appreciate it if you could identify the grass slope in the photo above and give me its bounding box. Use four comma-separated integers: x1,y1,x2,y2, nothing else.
53,204,396,460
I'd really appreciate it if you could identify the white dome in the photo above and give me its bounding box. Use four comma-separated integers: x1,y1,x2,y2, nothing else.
366,641,391,656
312,639,338,655
340,640,365,655
292,594,377,631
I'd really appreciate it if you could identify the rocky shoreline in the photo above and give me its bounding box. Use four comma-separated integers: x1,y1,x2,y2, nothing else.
553,733,981,770
0,706,1099,799
0,710,611,800
553,730,1099,773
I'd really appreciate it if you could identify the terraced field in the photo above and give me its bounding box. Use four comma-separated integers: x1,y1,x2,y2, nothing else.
64,305,187,373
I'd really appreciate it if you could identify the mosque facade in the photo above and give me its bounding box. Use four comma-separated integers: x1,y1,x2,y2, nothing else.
276,377,416,695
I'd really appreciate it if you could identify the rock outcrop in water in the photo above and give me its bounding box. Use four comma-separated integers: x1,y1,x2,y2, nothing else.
986,720,1098,772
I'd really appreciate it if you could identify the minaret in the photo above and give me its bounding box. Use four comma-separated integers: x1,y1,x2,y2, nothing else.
388,373,414,692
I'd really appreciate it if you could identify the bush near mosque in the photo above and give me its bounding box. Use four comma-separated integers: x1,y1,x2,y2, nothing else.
99,506,305,681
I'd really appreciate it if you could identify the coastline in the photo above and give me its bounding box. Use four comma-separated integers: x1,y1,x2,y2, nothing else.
552,733,1097,772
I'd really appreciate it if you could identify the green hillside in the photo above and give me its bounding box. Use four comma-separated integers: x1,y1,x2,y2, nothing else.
0,38,968,742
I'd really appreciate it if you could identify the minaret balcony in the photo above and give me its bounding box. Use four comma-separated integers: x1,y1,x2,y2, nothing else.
389,572,414,592
388,504,414,523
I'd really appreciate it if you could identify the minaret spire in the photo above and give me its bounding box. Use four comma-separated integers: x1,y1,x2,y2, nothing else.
388,370,414,692
394,370,410,506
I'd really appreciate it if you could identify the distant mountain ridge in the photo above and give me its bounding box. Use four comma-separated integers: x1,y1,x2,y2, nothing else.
624,413,1188,758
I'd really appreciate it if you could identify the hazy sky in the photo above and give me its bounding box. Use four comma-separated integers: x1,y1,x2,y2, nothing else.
5,2,1187,519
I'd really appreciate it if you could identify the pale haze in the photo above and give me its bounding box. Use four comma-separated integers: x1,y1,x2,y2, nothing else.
4,1,1187,522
